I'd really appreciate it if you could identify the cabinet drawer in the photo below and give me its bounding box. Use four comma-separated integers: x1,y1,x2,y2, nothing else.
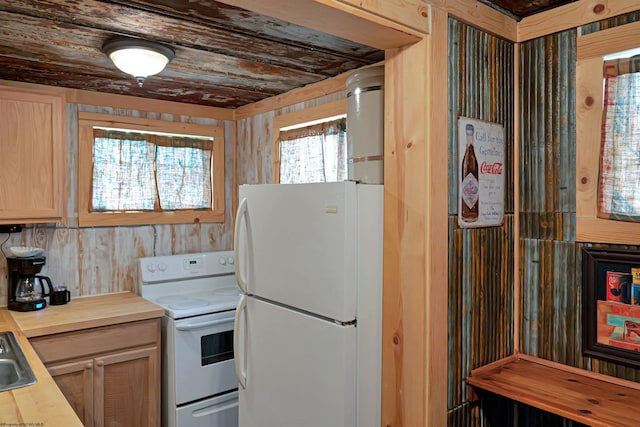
30,319,160,364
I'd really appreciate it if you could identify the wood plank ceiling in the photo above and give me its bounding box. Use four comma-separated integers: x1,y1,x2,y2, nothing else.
0,0,576,109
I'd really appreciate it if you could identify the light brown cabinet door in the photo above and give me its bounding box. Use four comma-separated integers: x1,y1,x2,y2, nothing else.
93,346,160,427
0,87,65,223
48,359,95,427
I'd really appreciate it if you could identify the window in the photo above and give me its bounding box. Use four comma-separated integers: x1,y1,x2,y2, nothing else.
598,54,640,222
78,113,224,226
272,100,347,183
576,21,640,244
278,118,347,184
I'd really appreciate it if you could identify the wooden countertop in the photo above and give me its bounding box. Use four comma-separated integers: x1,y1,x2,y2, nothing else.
1,292,164,425
0,309,83,426
11,291,165,338
467,354,640,427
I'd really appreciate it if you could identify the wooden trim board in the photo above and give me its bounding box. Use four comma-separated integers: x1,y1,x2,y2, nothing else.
518,0,640,42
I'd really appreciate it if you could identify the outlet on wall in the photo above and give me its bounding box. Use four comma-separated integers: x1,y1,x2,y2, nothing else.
0,225,22,233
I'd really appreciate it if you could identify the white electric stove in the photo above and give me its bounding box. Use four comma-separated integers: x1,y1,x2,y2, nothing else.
138,250,240,427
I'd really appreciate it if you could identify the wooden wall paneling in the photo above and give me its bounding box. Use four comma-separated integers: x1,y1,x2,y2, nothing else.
381,39,426,427
66,103,79,227
517,0,640,42
78,227,115,295
36,226,80,295
236,112,275,187
0,100,235,303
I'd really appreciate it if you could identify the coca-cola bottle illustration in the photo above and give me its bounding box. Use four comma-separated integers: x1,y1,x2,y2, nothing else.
460,124,479,222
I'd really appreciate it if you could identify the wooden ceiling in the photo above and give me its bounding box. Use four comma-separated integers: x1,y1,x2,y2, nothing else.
0,0,384,108
482,0,577,20
0,0,577,109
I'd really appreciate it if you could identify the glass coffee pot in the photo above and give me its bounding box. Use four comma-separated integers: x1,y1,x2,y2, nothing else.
15,275,53,303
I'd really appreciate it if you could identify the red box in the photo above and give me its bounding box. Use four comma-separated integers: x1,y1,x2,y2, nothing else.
606,271,632,303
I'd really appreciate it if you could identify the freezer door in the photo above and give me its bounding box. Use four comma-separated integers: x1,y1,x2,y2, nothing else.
236,182,357,322
236,296,356,427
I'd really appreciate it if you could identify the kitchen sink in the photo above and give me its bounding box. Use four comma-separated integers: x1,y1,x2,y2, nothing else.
0,332,36,392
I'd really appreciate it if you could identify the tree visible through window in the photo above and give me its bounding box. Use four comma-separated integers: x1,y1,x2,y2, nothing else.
598,55,640,222
278,117,347,184
92,128,213,212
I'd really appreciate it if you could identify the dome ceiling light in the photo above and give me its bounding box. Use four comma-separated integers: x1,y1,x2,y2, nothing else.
102,37,175,87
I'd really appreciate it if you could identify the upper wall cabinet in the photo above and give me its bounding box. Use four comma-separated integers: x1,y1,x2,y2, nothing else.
0,86,66,224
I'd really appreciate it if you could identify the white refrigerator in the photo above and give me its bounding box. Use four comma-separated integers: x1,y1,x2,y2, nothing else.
233,181,383,427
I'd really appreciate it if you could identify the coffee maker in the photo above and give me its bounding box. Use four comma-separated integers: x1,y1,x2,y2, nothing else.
6,256,54,311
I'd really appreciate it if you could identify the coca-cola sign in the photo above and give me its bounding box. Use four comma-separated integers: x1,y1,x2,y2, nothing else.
457,117,505,228
480,162,503,175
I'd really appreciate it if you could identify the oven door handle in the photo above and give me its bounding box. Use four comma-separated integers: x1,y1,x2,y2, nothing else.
234,294,247,389
175,317,234,331
234,197,249,294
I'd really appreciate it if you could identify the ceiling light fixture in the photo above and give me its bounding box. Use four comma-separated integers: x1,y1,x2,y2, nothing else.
102,37,174,87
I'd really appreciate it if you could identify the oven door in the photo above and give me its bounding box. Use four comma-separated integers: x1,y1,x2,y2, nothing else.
176,390,238,427
172,310,237,405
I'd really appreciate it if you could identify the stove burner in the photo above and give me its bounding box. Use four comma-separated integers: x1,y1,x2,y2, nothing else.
155,295,190,304
168,299,210,310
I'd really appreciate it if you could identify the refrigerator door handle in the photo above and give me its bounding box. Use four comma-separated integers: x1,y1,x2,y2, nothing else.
234,294,247,389
234,197,248,294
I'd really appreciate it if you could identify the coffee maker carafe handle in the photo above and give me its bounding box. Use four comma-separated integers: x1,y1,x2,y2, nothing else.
36,275,54,297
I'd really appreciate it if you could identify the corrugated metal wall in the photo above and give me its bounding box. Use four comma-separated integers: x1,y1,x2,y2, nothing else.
450,9,640,426
519,29,580,367
515,10,640,426
447,18,515,424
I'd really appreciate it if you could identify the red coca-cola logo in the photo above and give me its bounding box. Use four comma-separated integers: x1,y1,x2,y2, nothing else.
480,162,503,175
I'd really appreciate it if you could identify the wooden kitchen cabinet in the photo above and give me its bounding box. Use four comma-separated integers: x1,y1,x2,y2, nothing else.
0,86,66,224
30,318,160,427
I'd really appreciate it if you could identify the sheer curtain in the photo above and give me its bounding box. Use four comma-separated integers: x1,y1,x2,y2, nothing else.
92,129,212,211
598,55,640,222
278,118,347,184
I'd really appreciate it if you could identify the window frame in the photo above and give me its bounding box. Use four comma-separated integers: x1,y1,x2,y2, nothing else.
78,112,225,226
576,21,640,244
271,99,346,183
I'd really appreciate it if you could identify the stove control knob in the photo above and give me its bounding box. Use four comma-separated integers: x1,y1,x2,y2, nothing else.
218,257,227,265
158,262,167,272
227,256,234,265
146,263,157,273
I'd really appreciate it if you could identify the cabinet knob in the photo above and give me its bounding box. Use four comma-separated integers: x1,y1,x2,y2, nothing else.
86,363,93,370
96,360,104,367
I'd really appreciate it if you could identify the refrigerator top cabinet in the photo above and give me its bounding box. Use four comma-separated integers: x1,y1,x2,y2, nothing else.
235,182,364,322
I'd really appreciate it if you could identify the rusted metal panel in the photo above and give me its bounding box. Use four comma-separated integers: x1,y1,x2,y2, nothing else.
448,19,515,215
519,29,576,242
0,0,383,108
518,12,640,409
447,18,515,419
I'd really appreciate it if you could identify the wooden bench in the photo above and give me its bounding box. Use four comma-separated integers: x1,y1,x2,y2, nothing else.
467,354,640,427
